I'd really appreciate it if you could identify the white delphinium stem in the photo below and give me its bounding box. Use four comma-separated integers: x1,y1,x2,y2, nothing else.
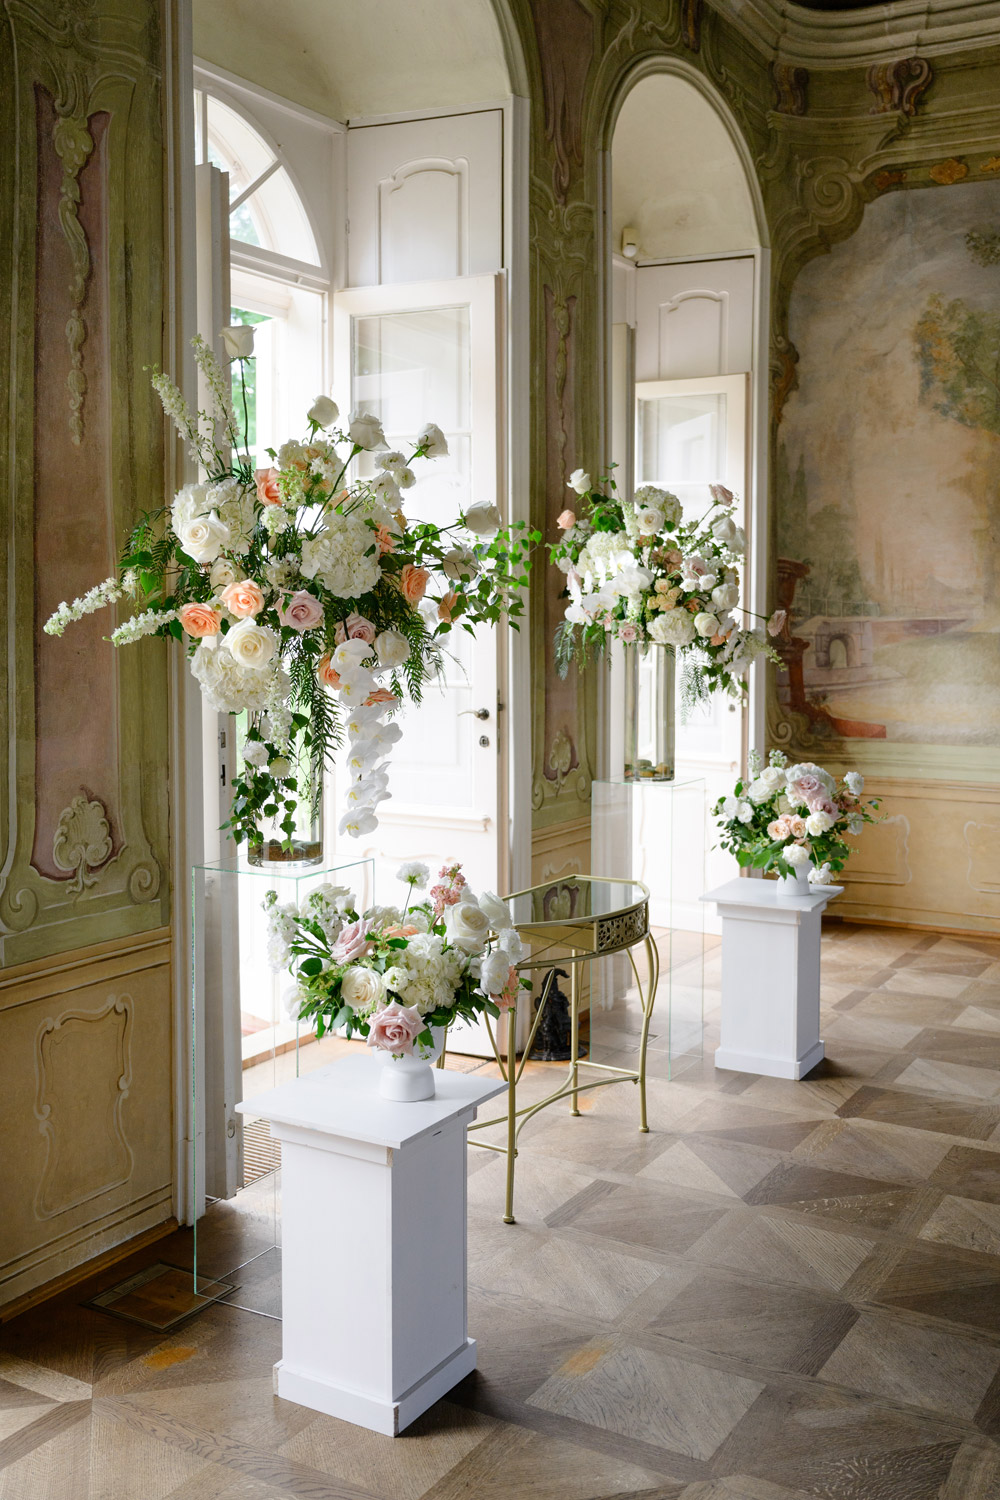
44,576,127,636
110,607,177,644
151,371,212,470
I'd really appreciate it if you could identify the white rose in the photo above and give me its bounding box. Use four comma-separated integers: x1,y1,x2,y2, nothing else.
225,618,276,671
443,545,479,582
748,777,776,804
376,630,409,669
445,900,491,953
210,557,242,590
341,966,385,1013
637,506,664,535
417,421,449,458
177,511,230,564
464,502,502,537
784,843,811,869
568,468,591,494
711,514,737,543
243,740,268,767
737,801,754,824
307,395,339,428
758,765,786,794
478,890,513,931
721,796,739,820
480,950,510,995
729,525,747,556
711,582,739,611
806,810,835,836
221,324,255,359
348,411,386,450
845,771,864,794
693,611,721,638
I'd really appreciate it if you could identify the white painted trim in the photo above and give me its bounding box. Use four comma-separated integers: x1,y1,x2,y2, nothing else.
347,100,510,130
748,245,771,768
194,57,347,132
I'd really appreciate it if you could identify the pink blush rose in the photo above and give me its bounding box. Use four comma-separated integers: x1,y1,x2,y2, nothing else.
331,919,373,964
278,590,324,632
556,509,576,529
787,773,824,805
337,612,376,645
367,1001,423,1055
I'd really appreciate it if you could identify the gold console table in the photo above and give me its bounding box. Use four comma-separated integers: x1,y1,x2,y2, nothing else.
465,875,654,1224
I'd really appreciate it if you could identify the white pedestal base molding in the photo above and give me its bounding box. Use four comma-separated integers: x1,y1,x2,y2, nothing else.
702,879,843,1082
237,1054,505,1436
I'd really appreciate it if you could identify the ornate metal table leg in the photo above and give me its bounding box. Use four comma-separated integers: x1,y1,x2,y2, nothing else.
636,931,659,1133
503,1005,518,1224
569,951,581,1116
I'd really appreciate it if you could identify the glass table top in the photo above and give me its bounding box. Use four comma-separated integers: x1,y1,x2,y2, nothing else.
504,876,648,928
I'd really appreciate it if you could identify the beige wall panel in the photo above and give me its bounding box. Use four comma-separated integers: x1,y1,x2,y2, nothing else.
0,952,172,1309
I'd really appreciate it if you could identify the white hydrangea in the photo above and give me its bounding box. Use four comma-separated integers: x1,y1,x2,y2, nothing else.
301,513,381,597
382,932,467,1014
648,610,696,647
209,478,256,556
190,641,290,715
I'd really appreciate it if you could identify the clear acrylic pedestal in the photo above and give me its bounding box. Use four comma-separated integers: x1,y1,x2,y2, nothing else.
591,777,706,1077
190,854,374,1305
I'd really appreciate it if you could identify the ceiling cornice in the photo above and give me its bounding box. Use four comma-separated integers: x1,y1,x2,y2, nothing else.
709,0,1000,69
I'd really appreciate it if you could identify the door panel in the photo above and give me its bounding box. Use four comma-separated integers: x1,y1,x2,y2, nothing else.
635,257,754,381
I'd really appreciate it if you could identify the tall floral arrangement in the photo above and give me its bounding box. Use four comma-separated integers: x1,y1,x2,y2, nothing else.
45,328,534,852
550,469,783,702
266,862,526,1054
713,749,881,883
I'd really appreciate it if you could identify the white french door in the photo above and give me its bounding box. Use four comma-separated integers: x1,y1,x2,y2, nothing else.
331,275,506,904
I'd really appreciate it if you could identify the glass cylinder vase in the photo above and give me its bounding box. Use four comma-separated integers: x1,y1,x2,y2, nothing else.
244,718,325,869
623,641,676,782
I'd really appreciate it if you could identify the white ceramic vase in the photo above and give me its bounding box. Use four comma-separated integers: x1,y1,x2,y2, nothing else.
776,868,811,900
377,1026,446,1102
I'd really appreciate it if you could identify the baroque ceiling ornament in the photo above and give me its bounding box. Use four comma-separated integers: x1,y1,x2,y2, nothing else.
866,58,933,118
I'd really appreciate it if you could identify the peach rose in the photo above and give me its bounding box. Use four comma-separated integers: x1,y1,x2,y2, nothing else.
317,653,341,688
374,524,396,555
255,468,282,506
497,966,520,1012
220,580,265,618
383,923,420,939
366,1001,423,1056
438,590,458,623
398,565,429,605
178,602,221,637
556,509,576,529
277,590,323,632
365,687,399,706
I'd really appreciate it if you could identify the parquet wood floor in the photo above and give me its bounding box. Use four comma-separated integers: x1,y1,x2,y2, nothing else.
5,923,1000,1498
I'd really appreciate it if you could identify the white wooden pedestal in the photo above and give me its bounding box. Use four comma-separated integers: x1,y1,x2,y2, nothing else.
701,878,843,1080
236,1054,505,1436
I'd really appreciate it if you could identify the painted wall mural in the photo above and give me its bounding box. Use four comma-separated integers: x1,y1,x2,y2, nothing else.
775,179,1000,749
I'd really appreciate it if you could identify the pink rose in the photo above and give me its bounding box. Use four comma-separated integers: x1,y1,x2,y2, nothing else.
331,919,372,964
805,793,835,817
278,590,324,632
220,580,265,618
255,468,282,506
178,602,221,637
398,565,429,605
556,509,576,529
787,773,824,805
375,524,396,555
367,1001,424,1056
334,612,377,645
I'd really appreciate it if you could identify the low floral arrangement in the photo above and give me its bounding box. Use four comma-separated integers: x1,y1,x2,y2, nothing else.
45,327,534,853
550,469,783,702
713,749,881,883
266,860,526,1056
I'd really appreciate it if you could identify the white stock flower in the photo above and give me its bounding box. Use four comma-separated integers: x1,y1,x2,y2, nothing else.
845,771,864,794
568,468,591,494
784,843,811,869
443,545,479,581
376,630,409,669
348,411,386,450
805,810,835,836
463,502,502,538
693,611,721,638
341,966,385,1014
177,511,230,564
221,324,255,359
307,394,339,428
417,421,449,457
445,900,491,954
225,618,277,671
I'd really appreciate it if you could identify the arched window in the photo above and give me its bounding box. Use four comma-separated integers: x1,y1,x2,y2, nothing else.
193,87,321,268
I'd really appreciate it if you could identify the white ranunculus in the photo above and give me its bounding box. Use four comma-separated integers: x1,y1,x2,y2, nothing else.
221,324,255,359
693,611,721,638
784,843,811,869
177,511,230,564
341,966,385,1014
568,468,591,494
445,900,491,954
845,771,864,794
711,514,737,543
721,796,740,820
443,545,479,582
376,630,409,669
636,506,664,535
809,862,833,886
243,740,268,768
417,421,449,458
348,411,386,450
464,502,502,537
307,394,339,428
711,582,740,611
737,800,754,824
806,810,835,836
225,618,276,671
480,950,510,996
478,890,513,931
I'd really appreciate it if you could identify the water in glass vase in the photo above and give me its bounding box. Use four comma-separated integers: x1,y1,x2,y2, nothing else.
243,716,325,868
624,643,676,782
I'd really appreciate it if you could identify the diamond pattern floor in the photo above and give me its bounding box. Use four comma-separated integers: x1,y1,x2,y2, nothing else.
4,922,1000,1497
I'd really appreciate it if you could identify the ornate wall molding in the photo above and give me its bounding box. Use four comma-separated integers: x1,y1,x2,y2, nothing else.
707,0,1000,70
51,795,113,893
866,58,933,119
771,61,808,117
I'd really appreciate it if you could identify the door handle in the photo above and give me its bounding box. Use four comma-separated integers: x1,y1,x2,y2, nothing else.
459,708,490,720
